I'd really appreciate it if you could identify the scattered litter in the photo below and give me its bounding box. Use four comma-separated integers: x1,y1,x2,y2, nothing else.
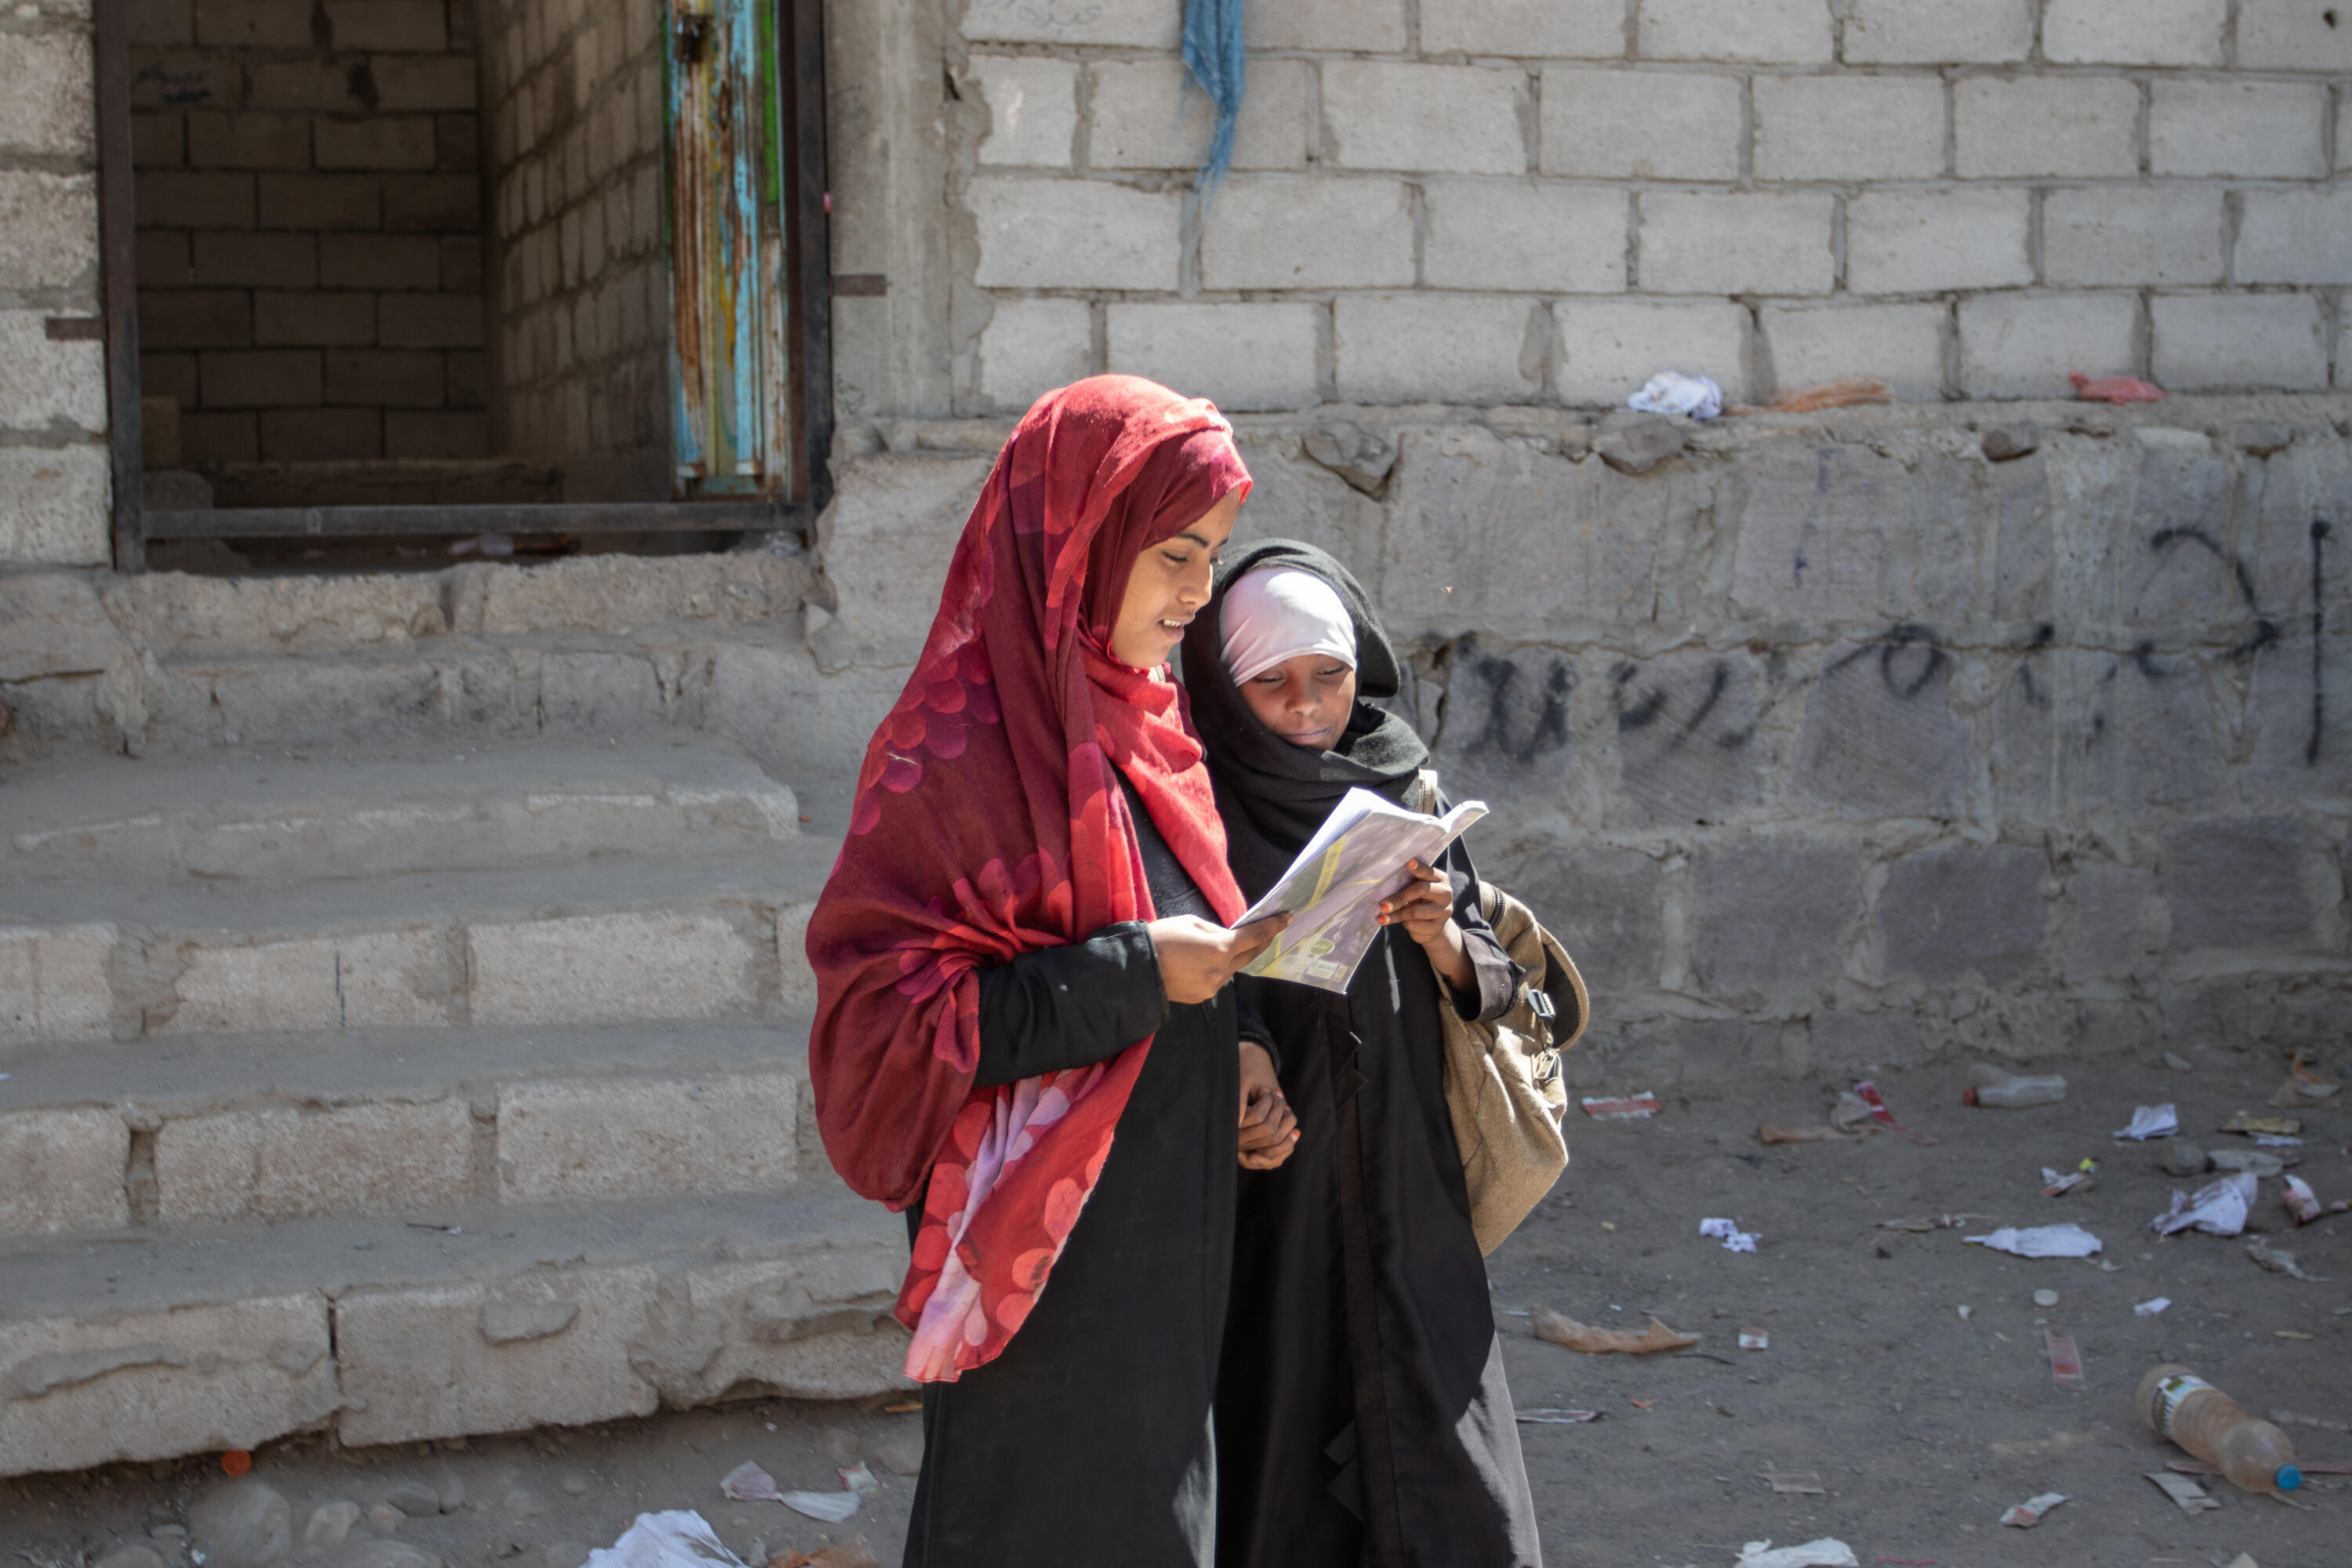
2245,1235,2322,1282
1628,371,1722,419
587,1512,749,1568
2248,1132,2304,1148
1515,1408,1600,1424
2039,1166,2092,1197
720,1463,782,1504
1627,1397,1655,1409
2220,1112,2299,1137
2163,1051,2194,1072
1998,1491,2067,1527
768,1540,882,1568
778,1493,860,1525
1761,1471,1826,1494
1739,1327,1769,1351
2267,1051,2335,1107
1829,1091,1880,1134
837,1462,880,1497
1700,1217,1760,1254
2046,1330,2085,1391
1965,1065,2067,1108
720,1461,862,1524
220,1450,252,1477
2274,1330,2313,1341
1881,1213,1991,1232
1760,379,1893,413
2136,1298,2172,1316
1735,1539,1857,1568
1759,1124,1839,1144
2070,372,2165,403
2283,1176,2348,1226
2145,1471,2222,1515
2114,1104,2180,1141
2172,1456,2352,1475
2032,1288,2060,1308
1532,1306,1699,1355
1956,1305,1972,1320
2153,1172,2256,1237
1962,1223,2103,1258
2209,1148,2288,1179
1852,1081,1934,1144
1581,1092,1661,1120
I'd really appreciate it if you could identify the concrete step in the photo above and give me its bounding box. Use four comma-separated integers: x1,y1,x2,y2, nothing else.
0,1021,822,1238
4,741,801,880
0,1185,912,1477
0,833,843,1045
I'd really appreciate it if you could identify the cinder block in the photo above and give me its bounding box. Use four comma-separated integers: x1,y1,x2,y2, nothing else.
180,410,258,462
1846,188,2031,294
140,289,253,350
2238,0,2352,70
187,111,311,171
384,173,480,230
0,447,111,565
375,56,482,111
1756,75,1946,182
1334,295,1544,405
0,311,109,435
1423,0,1623,56
379,292,485,348
968,177,1180,292
1730,445,1910,621
136,170,256,229
0,171,97,293
0,1296,338,1474
1875,844,2047,984
1955,77,2141,179
1639,192,1835,296
315,115,440,172
255,291,376,347
1639,0,1832,62
324,347,444,406
967,56,1075,169
2237,188,2352,285
1554,298,1749,405
142,350,198,406
139,231,192,291
129,49,236,112
2151,294,2328,392
1107,302,1319,412
259,172,381,230
2148,81,2328,179
2165,817,2313,951
318,232,438,290
133,111,185,170
200,349,325,408
383,410,488,457
1760,302,1947,401
1199,176,1414,291
194,0,315,48
1323,62,1526,176
1087,57,1309,172
440,235,481,292
1690,838,1860,995
128,0,194,45
2044,0,2224,64
964,0,1177,44
1244,0,1406,50
0,1107,128,1234
436,112,477,172
320,0,447,50
154,1100,474,1224
1793,636,1972,816
469,910,764,1026
977,297,1092,413
1958,292,2137,397
2044,187,2224,287
1539,68,1741,180
498,1072,797,1202
0,34,97,160
259,407,379,459
163,927,452,1033
1607,653,1768,829
191,230,318,289
1424,179,1625,293
1842,0,2031,63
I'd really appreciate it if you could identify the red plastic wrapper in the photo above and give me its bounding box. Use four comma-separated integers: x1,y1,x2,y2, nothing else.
1853,1081,1936,1145
1580,1093,1661,1120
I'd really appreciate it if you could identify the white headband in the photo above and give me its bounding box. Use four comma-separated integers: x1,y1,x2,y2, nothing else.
1219,566,1357,684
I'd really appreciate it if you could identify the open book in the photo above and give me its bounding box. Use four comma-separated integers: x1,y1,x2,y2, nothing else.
1236,786,1488,993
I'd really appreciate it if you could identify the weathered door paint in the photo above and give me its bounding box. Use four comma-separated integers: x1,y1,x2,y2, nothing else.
663,0,793,498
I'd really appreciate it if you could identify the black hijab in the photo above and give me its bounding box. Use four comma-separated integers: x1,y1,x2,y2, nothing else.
1181,539,1432,901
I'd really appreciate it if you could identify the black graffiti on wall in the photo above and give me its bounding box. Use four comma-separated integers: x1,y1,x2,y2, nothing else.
1435,634,1572,768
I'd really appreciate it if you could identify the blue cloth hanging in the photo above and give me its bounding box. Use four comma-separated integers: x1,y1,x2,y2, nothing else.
1181,0,1245,208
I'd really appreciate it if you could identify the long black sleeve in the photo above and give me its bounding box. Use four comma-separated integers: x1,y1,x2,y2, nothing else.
972,921,1170,1087
1442,838,1523,1025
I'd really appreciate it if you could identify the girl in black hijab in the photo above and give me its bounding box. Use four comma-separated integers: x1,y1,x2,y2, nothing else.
1184,539,1544,1568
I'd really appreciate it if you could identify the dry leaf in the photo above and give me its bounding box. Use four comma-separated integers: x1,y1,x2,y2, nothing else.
1533,1307,1699,1355
1759,1124,1838,1144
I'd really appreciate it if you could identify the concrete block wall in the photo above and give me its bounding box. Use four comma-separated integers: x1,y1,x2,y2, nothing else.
0,5,111,566
949,0,2352,416
480,0,669,498
130,0,490,466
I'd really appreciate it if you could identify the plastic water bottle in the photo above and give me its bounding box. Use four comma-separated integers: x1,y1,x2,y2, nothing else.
2136,1364,2303,1494
1964,1063,2067,1107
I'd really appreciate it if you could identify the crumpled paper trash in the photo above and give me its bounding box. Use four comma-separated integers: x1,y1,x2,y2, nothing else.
1962,1223,2103,1258
2152,1171,2256,1237
1628,371,1722,419
588,1513,748,1568
1699,1217,1759,1253
2113,1103,2179,1140
1735,1540,1857,1568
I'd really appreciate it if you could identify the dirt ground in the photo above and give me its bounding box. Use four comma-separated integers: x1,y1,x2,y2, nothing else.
4,1046,2344,1568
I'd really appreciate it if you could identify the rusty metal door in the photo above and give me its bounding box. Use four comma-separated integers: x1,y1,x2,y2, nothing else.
664,0,801,500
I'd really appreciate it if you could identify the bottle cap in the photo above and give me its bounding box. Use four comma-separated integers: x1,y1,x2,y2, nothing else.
2277,1465,2303,1491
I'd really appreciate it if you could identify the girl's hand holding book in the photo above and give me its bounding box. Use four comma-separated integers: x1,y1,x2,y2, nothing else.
1379,859,1474,993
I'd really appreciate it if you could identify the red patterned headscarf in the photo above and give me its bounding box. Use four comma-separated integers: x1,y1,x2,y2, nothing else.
806,376,1251,1382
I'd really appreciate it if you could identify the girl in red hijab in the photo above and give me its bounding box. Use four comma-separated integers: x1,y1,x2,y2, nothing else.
805,376,1293,1566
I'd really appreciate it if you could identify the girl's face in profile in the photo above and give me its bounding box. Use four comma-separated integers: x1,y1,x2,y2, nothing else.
1240,654,1357,752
